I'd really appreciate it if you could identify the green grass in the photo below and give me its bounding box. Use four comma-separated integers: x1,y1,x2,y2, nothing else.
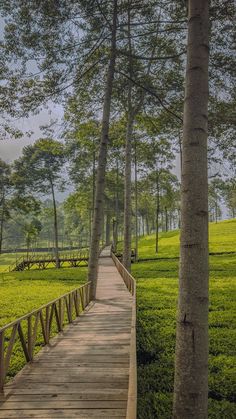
0,268,87,326
131,218,236,259
132,219,236,418
0,267,87,380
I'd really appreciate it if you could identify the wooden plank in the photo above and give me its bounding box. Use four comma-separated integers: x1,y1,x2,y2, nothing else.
0,400,126,409
5,382,129,391
0,409,126,417
0,390,128,401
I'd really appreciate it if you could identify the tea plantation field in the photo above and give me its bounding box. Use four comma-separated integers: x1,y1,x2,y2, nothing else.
132,219,236,418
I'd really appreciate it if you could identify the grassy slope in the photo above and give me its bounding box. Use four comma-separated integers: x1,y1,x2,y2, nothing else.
132,219,236,418
135,218,236,259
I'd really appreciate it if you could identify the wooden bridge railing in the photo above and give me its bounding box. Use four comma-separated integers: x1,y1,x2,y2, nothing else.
10,249,90,271
0,281,91,390
111,252,137,419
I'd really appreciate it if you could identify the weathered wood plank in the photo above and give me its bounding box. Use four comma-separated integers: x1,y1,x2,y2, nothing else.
0,390,128,401
0,409,126,418
0,400,126,409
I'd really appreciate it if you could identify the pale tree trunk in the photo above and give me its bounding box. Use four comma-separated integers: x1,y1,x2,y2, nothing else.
113,158,119,252
165,207,168,232
123,0,134,272
123,111,134,272
173,1,209,418
178,130,183,176
105,211,111,245
88,0,117,298
155,171,160,254
134,137,138,261
50,179,60,269
146,216,149,235
0,191,5,255
123,4,161,270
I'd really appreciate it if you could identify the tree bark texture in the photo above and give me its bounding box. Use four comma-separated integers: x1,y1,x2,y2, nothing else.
88,0,117,298
0,191,5,255
134,138,138,260
123,1,134,272
155,171,160,254
105,211,111,245
173,1,209,418
123,112,134,272
50,180,60,269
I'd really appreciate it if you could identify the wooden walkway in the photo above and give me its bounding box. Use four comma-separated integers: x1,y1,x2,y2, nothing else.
0,247,134,418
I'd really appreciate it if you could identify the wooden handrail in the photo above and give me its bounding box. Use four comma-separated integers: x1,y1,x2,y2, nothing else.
111,252,137,419
9,248,91,271
0,281,91,390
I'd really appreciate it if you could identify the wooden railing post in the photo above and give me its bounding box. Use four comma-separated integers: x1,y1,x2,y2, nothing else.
45,306,50,344
58,299,63,331
27,316,33,361
0,331,5,391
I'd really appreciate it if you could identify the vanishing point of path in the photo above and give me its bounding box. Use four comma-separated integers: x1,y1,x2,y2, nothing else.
0,247,133,418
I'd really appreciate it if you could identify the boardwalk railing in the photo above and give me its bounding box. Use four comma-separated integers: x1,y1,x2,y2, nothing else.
111,252,137,419
10,249,90,271
0,281,91,390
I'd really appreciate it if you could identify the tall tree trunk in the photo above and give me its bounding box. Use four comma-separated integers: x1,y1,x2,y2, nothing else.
92,150,96,213
215,199,218,223
146,216,149,235
134,137,138,261
105,211,111,245
165,207,168,232
50,180,60,268
123,112,134,271
178,130,183,176
0,192,5,255
173,1,209,418
123,0,134,272
113,158,119,252
155,171,160,254
88,0,117,298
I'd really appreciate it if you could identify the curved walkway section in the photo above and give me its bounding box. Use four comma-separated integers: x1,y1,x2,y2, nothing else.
0,247,133,418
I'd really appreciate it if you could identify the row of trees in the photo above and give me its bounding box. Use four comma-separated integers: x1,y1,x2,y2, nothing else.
1,142,235,257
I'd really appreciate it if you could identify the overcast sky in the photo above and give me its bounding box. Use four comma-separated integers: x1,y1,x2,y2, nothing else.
0,105,64,162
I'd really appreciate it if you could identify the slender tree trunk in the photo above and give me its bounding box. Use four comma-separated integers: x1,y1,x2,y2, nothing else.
134,138,138,261
123,2,160,269
92,150,96,213
50,180,60,268
146,216,149,235
0,193,5,255
105,211,111,245
123,0,134,272
155,172,160,254
88,0,117,298
26,236,30,261
173,1,209,418
165,207,168,232
178,130,183,176
123,112,134,272
113,158,119,252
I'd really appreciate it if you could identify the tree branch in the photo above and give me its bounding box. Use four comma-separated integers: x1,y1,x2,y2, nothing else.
117,70,183,122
